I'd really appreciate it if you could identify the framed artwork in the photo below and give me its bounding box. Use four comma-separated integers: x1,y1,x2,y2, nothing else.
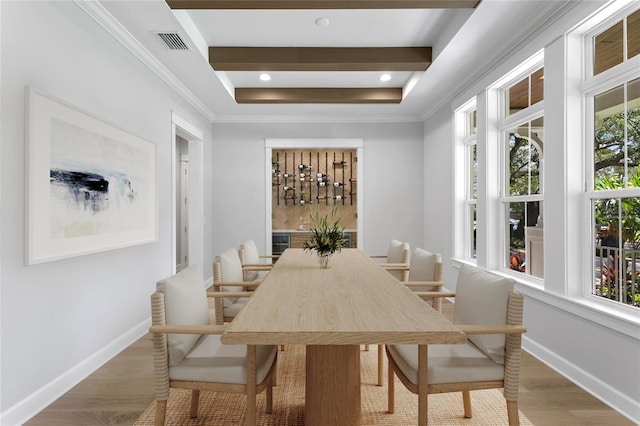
26,87,157,264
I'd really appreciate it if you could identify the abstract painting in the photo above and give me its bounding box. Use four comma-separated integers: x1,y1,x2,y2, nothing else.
26,88,157,264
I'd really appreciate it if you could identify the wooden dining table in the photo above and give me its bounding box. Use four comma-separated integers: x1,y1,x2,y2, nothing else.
221,248,466,425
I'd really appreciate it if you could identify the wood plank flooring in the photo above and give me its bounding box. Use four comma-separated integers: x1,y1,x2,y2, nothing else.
24,302,634,425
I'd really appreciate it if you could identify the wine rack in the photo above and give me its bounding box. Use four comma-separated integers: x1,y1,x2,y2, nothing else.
272,149,357,232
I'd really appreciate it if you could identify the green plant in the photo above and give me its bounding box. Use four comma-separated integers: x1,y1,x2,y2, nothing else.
303,208,348,256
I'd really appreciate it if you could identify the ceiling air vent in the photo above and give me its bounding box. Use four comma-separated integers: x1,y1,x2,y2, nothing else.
156,32,190,50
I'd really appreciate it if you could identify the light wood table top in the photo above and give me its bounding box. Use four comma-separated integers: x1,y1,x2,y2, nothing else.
221,248,465,345
221,248,465,426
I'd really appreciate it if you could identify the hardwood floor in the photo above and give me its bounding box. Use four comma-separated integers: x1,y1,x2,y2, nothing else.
25,302,634,425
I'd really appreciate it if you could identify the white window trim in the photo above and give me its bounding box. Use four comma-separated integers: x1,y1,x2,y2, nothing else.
579,3,640,312
494,60,545,282
454,98,478,263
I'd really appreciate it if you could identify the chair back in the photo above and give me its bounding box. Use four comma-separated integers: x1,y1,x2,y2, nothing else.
240,240,260,281
453,264,515,364
408,247,441,282
387,240,410,281
155,265,208,365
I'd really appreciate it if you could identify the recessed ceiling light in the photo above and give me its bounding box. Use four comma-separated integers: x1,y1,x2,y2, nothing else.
379,74,391,82
315,17,330,27
259,73,271,81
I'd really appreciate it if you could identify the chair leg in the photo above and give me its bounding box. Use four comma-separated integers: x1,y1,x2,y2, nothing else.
190,390,200,418
246,345,257,426
418,345,428,426
387,353,395,413
155,400,167,426
266,378,273,414
462,390,472,418
377,344,384,386
506,400,520,426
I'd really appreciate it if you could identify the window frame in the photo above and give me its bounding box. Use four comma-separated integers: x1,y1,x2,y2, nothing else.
582,4,640,310
454,99,478,263
497,65,545,282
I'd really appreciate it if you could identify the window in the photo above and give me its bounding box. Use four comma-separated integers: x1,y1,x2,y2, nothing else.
466,109,478,259
586,7,640,308
500,67,544,277
593,9,640,75
455,101,478,261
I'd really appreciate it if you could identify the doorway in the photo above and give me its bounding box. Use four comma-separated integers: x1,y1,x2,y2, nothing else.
171,112,204,274
175,137,189,271
265,138,364,255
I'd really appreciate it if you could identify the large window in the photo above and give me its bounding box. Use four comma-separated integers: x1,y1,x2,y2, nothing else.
466,109,478,259
586,7,640,308
588,62,640,307
455,101,477,261
500,67,545,278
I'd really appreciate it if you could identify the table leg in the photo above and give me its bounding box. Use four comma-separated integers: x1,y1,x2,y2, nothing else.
305,345,361,426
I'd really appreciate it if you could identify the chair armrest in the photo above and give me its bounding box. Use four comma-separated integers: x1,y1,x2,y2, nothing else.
242,264,273,271
457,324,527,335
405,281,443,289
207,291,255,298
149,324,228,335
369,255,388,259
211,281,261,289
380,263,410,271
413,291,456,299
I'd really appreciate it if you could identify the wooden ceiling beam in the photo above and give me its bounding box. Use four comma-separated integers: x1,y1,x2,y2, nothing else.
167,1,480,9
235,87,402,103
210,47,431,71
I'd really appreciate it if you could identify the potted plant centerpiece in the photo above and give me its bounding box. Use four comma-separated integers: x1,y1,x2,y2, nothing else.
304,208,348,268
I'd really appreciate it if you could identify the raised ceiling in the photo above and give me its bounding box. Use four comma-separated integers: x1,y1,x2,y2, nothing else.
97,0,574,122
165,1,479,104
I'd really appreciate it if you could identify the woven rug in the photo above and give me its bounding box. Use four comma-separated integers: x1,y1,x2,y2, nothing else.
135,345,531,425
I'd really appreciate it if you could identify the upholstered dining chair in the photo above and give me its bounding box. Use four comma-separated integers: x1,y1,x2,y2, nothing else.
374,247,445,386
386,264,526,426
370,239,411,281
238,239,277,282
211,247,258,324
150,264,278,426
405,247,445,311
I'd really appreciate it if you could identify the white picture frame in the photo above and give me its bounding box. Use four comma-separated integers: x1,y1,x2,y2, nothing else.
26,87,157,264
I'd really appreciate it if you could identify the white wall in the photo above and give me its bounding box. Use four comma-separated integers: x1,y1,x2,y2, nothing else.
0,2,213,423
422,1,640,422
211,122,425,258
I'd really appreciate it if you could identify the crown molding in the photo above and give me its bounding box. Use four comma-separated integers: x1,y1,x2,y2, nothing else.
73,0,216,122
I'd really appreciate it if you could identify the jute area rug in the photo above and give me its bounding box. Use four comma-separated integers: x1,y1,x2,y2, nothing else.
135,345,532,425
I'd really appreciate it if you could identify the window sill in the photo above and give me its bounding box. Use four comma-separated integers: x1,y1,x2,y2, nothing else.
450,257,639,340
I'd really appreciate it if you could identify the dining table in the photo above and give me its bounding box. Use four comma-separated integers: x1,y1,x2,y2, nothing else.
221,248,466,426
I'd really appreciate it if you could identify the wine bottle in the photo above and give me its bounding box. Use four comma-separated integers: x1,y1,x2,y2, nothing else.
333,182,345,187
282,173,295,179
298,164,312,170
283,186,295,192
316,195,327,200
318,181,326,187
333,195,343,200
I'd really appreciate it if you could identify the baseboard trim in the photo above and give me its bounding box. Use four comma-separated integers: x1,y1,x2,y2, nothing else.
0,318,151,426
523,335,640,424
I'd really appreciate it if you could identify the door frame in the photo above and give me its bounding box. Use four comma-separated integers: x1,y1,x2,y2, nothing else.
265,138,364,254
171,111,203,273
